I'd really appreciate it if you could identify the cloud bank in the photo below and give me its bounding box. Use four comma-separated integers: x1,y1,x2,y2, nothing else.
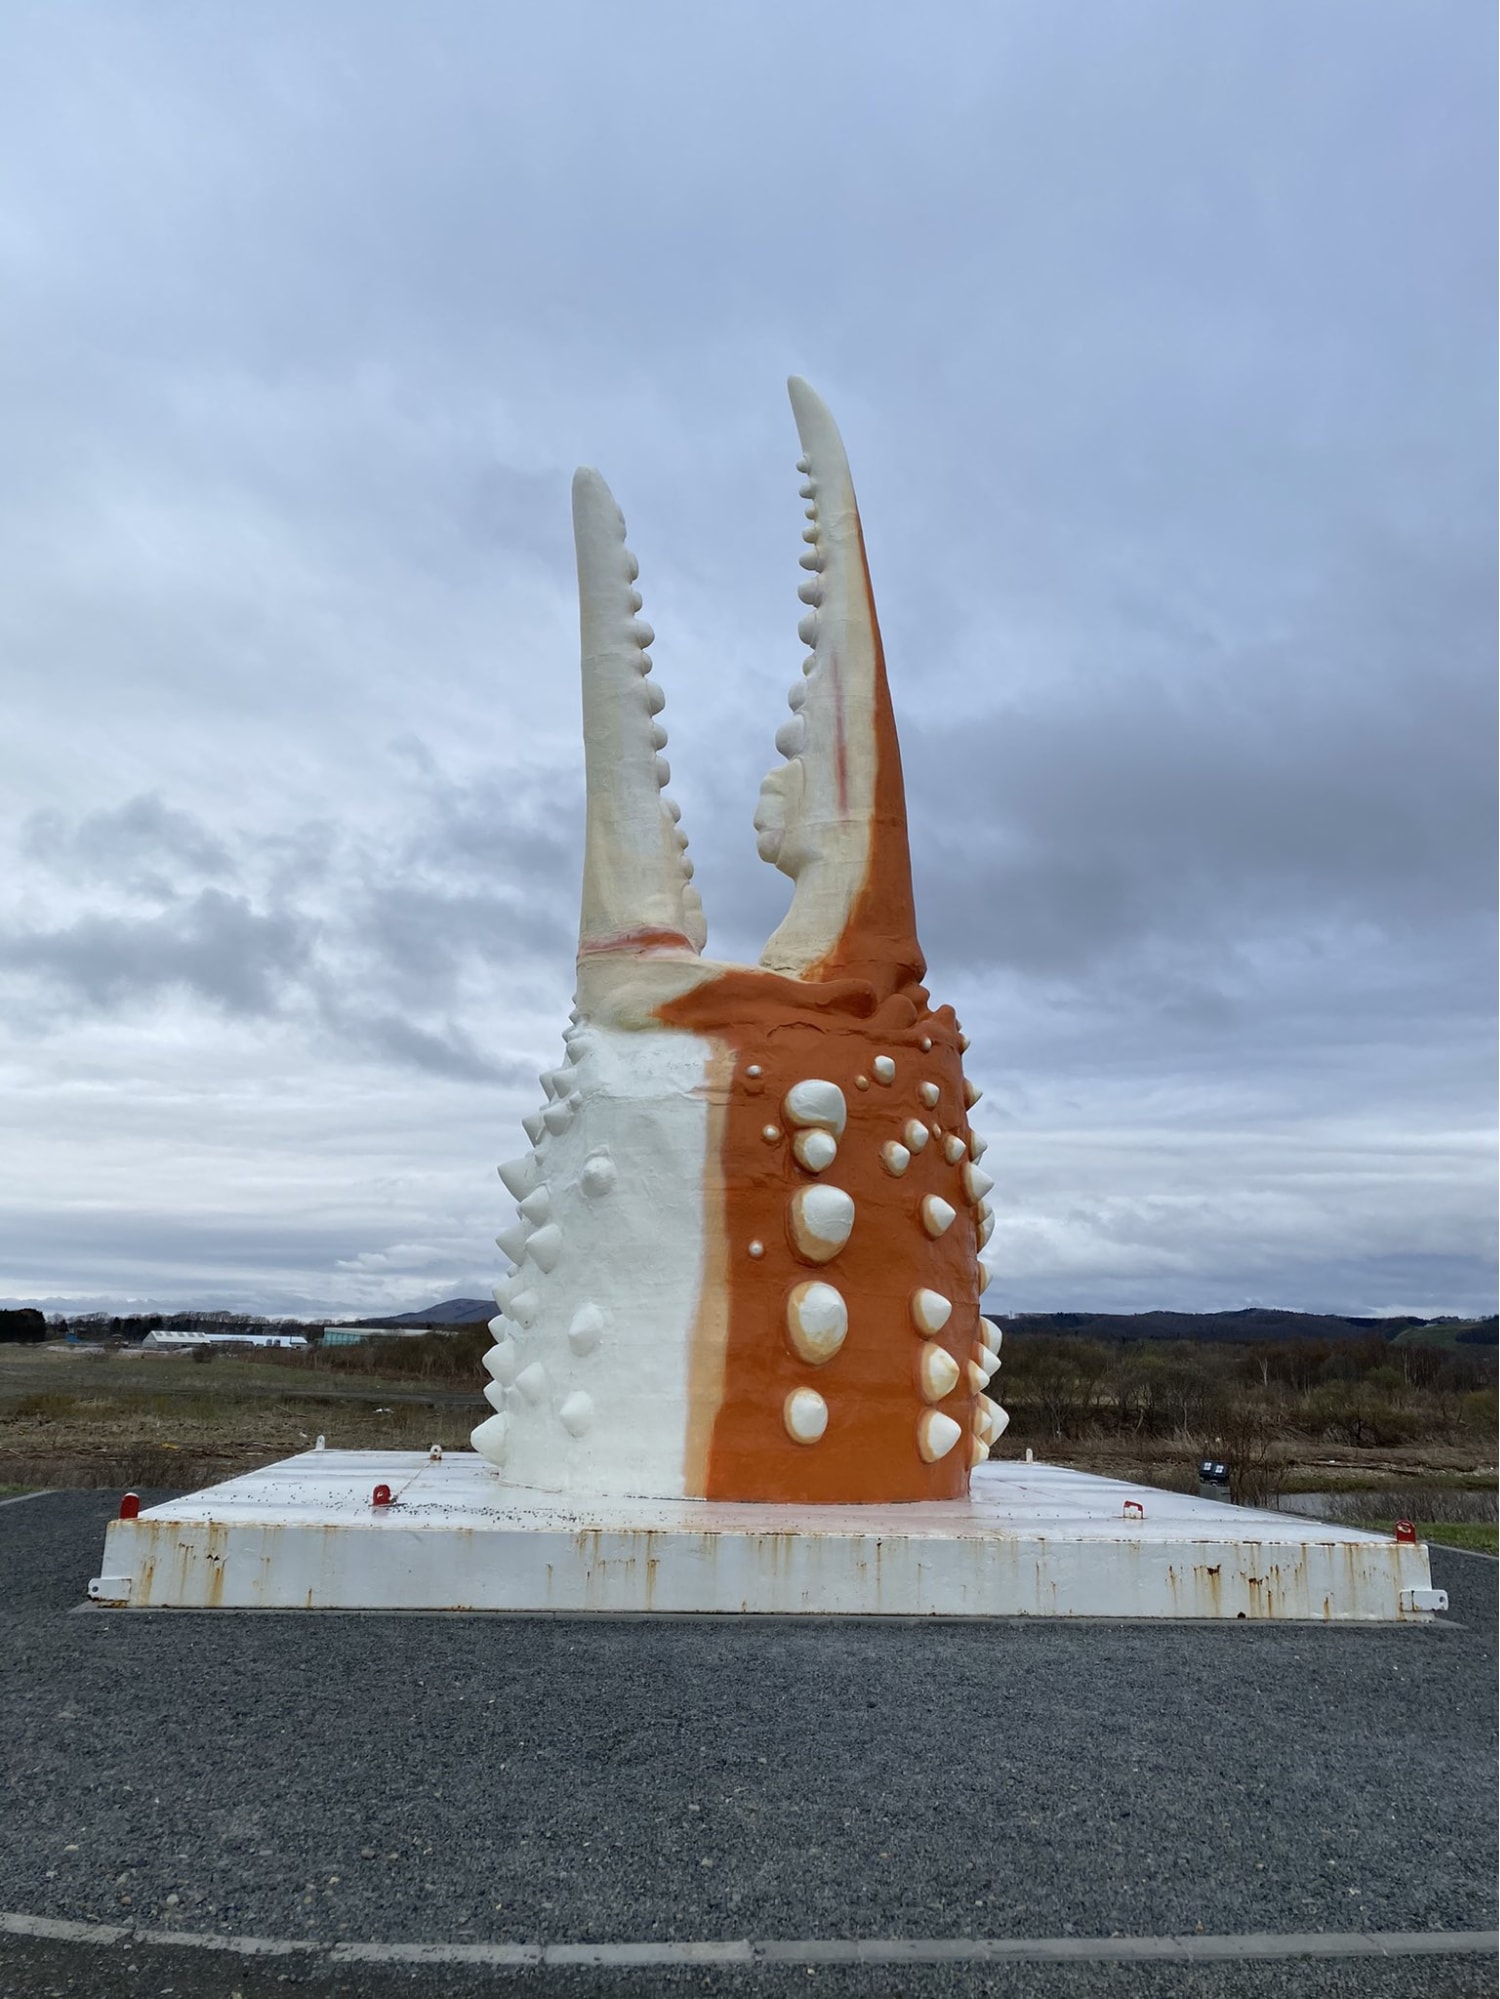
0,0,1493,1317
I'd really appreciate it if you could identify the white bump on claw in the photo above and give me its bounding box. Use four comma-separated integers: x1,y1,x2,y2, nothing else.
910,1288,953,1335
918,1081,940,1108
508,1289,540,1329
748,1239,765,1258
525,1224,563,1274
917,1409,962,1463
515,1362,547,1404
943,1135,967,1164
519,1188,552,1226
782,1079,847,1136
872,1056,896,1084
785,1281,849,1365
970,1132,989,1160
793,1129,838,1173
783,1386,829,1445
977,1262,992,1293
974,1394,1008,1444
977,1208,995,1248
521,1112,546,1145
559,1391,594,1438
964,1078,982,1108
973,1345,1001,1383
902,1119,930,1153
484,1340,520,1386
969,1435,990,1467
580,1152,617,1198
542,1096,577,1135
965,1360,989,1393
483,1380,509,1413
471,1412,510,1463
881,1141,911,1177
775,715,807,757
788,1184,856,1263
495,1222,529,1264
653,754,671,787
920,1036,933,1052
568,1303,606,1355
920,1195,957,1238
963,1164,995,1205
979,1320,1002,1355
919,1342,961,1402
497,1154,541,1200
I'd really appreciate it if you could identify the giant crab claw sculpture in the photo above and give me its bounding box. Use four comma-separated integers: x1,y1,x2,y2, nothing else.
473,379,1005,1503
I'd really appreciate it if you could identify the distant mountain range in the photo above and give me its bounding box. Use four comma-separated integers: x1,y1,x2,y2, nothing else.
347,1299,1497,1346
346,1297,495,1328
985,1307,1498,1346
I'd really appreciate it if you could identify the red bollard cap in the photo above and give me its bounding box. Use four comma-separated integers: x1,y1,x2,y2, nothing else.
372,1483,392,1507
119,1492,141,1520
1394,1518,1417,1544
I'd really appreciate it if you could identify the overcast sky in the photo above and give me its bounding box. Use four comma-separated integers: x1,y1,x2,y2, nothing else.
1,1,1493,1322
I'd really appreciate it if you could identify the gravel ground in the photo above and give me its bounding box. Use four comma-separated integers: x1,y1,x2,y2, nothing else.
1,1491,1494,1999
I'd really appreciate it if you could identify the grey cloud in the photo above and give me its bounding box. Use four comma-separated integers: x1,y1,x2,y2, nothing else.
0,0,1490,1315
316,1004,529,1086
21,793,235,895
0,889,312,1014
0,765,577,1082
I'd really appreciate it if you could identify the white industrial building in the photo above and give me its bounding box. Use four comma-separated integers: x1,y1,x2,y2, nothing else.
141,1329,309,1353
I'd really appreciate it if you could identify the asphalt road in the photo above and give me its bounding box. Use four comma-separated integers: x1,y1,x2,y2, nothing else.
2,1490,1494,1999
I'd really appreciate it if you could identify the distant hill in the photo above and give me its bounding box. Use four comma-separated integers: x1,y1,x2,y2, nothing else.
353,1297,494,1329
985,1307,1499,1345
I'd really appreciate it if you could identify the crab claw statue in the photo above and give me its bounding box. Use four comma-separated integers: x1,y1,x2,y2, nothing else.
473,380,1005,1502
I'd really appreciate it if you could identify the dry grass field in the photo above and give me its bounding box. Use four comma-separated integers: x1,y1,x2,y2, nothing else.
1,1333,1494,1554
0,1343,485,1491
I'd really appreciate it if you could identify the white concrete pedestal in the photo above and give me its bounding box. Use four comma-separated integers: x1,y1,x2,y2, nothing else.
85,1451,1446,1620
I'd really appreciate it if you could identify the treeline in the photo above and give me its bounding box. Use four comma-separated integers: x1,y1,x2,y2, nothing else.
248,1324,492,1383
38,1310,316,1343
998,1334,1497,1500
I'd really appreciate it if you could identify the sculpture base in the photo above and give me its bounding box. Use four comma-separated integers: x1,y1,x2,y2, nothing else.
85,1451,1445,1621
